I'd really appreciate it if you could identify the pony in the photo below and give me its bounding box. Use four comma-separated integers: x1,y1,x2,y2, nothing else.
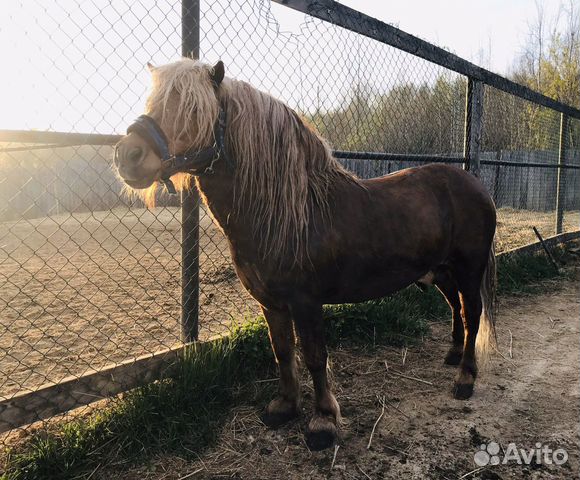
114,59,497,451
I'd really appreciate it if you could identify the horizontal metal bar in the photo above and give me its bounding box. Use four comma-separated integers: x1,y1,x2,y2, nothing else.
334,151,580,170
3,133,576,171
481,159,580,170
273,0,580,120
333,150,465,163
0,129,122,146
0,143,87,153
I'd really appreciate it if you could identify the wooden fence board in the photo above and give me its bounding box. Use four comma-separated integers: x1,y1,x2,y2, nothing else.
0,346,183,433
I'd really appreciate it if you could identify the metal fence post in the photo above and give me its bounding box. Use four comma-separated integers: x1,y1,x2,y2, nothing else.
181,0,200,342
555,113,568,234
463,79,484,177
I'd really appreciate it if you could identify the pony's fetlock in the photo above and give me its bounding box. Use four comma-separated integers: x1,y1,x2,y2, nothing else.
444,345,463,366
317,391,341,424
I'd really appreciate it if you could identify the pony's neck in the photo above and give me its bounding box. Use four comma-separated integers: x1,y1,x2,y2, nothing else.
194,167,240,233
195,81,362,266
195,167,270,266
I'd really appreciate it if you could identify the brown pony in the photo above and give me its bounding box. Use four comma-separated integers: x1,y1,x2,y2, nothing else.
114,59,497,451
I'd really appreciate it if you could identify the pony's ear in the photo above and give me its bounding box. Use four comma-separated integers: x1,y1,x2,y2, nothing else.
146,62,156,72
210,61,225,87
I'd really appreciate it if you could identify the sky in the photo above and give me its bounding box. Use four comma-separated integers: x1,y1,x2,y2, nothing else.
0,0,567,134
337,0,561,74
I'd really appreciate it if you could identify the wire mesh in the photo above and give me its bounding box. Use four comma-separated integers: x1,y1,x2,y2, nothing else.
0,0,251,444
563,116,580,231
0,0,578,451
201,0,466,182
0,142,180,396
480,85,579,252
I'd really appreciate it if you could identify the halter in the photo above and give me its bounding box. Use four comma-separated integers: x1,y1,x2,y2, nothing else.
126,108,228,194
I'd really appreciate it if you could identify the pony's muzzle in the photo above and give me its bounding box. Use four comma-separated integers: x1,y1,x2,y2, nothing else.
113,134,159,188
114,143,147,169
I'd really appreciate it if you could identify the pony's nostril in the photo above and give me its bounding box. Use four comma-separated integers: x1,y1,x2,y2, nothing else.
113,145,121,167
127,146,144,164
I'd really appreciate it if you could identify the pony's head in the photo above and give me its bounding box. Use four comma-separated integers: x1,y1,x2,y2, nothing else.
114,59,224,197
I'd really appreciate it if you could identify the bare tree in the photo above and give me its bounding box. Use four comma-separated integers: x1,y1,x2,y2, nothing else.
512,0,550,90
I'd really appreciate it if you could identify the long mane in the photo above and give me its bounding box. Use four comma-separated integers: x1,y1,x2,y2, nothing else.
144,59,363,266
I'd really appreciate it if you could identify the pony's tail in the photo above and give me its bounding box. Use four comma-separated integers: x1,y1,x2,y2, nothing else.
476,241,497,364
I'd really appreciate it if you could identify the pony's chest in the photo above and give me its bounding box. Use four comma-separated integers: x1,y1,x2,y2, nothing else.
230,254,285,309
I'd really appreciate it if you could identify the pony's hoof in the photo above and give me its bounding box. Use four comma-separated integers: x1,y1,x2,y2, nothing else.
261,408,298,429
444,349,463,366
453,367,477,399
306,427,337,451
261,397,299,429
452,382,474,400
306,416,338,451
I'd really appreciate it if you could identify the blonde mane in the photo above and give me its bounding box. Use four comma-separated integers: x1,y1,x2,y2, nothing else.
141,58,363,266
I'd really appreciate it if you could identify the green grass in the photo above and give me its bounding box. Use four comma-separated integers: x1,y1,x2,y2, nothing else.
497,246,574,295
325,285,448,347
2,247,575,480
1,319,274,480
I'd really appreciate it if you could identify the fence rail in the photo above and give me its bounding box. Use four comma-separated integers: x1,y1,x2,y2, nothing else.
273,0,580,120
0,130,121,146
1,0,579,444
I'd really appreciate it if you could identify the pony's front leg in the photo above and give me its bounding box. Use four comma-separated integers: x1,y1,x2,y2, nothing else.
261,306,301,428
291,301,340,451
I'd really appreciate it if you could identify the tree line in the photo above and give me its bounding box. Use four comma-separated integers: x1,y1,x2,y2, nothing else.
307,0,579,156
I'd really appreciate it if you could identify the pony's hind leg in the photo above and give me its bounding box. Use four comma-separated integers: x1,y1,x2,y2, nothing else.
453,281,483,400
261,306,301,428
291,301,340,451
434,269,464,366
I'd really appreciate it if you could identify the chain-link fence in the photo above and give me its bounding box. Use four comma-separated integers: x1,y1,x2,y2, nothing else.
1,0,579,448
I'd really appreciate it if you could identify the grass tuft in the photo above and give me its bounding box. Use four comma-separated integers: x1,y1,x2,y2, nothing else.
497,245,574,295
324,285,448,347
1,319,274,480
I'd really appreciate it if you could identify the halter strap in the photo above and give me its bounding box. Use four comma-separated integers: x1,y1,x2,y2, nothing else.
126,108,229,194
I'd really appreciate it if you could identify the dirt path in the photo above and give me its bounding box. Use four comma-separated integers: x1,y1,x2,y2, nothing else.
104,278,579,480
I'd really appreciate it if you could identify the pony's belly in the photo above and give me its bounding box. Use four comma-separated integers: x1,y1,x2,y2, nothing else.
319,269,422,304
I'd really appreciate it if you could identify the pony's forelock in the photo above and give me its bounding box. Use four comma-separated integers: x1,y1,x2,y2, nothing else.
124,58,215,209
147,59,219,151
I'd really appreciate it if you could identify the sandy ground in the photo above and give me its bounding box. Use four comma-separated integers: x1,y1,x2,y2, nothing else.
0,207,256,398
0,206,577,400
99,277,579,480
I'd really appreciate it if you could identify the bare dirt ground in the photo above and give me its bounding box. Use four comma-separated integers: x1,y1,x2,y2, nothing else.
0,207,255,398
100,277,579,480
0,206,577,399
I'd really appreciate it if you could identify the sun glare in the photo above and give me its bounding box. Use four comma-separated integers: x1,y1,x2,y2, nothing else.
0,1,177,133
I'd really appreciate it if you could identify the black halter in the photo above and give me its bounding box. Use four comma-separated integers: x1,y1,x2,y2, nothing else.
126,108,228,194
